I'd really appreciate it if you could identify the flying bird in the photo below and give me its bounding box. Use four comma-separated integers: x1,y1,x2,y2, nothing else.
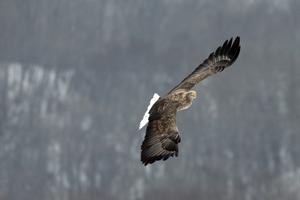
140,37,241,165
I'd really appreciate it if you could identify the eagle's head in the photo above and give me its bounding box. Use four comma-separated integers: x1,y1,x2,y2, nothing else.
175,90,197,111
187,90,197,101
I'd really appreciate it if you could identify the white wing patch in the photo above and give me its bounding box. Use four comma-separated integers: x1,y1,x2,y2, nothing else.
139,93,160,130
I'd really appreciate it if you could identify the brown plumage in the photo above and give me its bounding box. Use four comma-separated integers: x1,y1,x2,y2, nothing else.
141,37,241,165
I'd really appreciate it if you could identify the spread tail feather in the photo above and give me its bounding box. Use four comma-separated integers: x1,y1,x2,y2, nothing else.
139,93,160,130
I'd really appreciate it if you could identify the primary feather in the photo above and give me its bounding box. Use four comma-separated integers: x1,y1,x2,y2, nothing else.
168,37,240,93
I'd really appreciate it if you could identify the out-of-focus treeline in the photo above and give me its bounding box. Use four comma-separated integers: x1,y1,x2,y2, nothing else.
0,0,299,200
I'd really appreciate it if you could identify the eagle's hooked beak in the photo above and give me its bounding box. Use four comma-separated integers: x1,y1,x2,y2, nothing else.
190,90,197,99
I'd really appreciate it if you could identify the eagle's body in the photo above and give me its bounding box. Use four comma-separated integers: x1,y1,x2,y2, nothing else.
141,37,241,165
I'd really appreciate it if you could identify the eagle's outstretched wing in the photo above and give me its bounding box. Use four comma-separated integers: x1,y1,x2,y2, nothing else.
168,37,240,94
141,99,181,165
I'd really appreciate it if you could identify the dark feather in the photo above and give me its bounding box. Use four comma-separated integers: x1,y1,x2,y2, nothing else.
168,36,241,93
141,99,180,165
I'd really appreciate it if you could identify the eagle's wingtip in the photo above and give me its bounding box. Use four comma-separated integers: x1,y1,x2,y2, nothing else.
235,36,240,45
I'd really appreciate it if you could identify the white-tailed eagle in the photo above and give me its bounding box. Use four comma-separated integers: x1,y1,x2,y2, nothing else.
140,37,241,165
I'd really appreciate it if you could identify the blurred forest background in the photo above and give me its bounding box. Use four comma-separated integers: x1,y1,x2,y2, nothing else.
0,0,300,199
